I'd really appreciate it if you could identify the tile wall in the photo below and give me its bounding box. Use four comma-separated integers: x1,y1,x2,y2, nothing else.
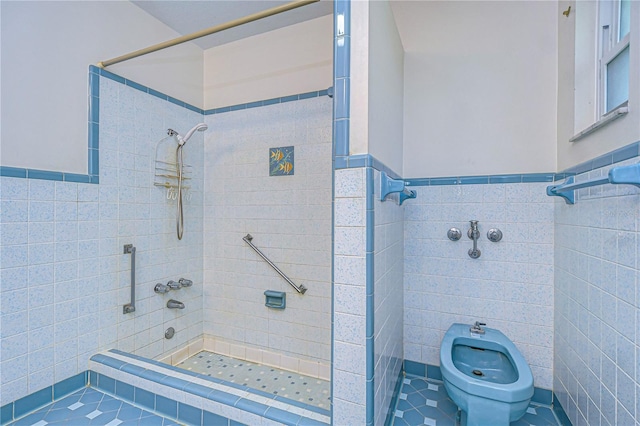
333,166,405,426
554,158,640,425
202,97,333,367
403,182,555,390
372,169,404,426
0,76,204,406
333,167,368,424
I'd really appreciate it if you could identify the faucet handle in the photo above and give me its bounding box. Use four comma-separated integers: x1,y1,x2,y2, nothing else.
178,278,193,287
167,280,182,290
474,321,486,327
154,283,170,294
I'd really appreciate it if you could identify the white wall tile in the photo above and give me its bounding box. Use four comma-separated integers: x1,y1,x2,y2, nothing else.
0,79,205,406
202,97,332,366
555,164,640,425
404,182,555,388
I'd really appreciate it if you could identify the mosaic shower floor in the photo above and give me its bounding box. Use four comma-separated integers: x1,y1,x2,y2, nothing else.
392,375,561,426
175,351,331,410
8,387,177,426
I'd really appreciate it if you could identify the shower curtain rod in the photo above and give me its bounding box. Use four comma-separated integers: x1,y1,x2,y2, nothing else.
97,0,320,68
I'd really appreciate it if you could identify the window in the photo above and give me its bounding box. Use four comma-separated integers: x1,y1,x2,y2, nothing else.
598,0,630,115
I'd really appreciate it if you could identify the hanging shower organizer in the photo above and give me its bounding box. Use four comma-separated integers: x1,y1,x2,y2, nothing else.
154,137,193,202
380,172,416,205
546,163,640,204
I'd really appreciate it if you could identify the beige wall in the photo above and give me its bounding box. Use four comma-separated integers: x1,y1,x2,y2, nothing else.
556,0,640,171
368,1,404,175
399,1,558,178
0,1,203,175
203,15,333,110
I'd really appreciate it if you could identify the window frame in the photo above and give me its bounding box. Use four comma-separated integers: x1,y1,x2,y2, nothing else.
597,0,630,117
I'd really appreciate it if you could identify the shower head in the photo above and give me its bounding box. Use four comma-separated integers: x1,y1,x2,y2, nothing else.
176,123,208,146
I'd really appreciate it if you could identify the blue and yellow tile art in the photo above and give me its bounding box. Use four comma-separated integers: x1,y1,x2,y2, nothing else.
270,146,294,176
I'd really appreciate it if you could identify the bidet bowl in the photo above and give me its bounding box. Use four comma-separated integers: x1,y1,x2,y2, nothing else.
440,323,534,425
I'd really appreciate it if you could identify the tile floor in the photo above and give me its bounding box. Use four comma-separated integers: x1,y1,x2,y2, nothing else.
8,388,177,426
176,351,331,410
392,375,561,426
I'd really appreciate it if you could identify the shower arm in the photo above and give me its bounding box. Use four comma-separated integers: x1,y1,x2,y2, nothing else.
97,0,319,68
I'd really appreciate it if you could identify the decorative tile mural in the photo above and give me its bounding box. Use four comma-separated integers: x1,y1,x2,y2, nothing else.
270,146,294,176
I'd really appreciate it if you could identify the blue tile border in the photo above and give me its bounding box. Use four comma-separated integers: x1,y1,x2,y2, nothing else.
203,89,331,116
563,140,640,175
365,167,375,425
1,372,88,424
336,141,640,190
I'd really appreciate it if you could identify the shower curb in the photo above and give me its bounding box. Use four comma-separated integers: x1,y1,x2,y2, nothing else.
89,350,330,426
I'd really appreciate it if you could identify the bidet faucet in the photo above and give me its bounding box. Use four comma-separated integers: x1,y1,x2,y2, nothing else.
470,321,486,335
467,220,481,259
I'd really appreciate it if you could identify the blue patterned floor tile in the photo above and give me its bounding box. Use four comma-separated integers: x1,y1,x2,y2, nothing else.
392,375,561,426
80,389,104,403
397,399,413,411
418,388,446,402
406,392,427,408
8,387,174,426
402,409,427,425
416,404,442,419
393,418,411,426
98,397,123,412
410,380,429,391
69,401,101,416
93,409,118,423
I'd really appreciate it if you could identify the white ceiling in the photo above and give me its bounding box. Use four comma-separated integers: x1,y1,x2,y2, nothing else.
132,0,333,50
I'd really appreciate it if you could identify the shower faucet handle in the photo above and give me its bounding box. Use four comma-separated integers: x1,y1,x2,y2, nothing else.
178,278,193,287
167,280,182,290
154,283,170,294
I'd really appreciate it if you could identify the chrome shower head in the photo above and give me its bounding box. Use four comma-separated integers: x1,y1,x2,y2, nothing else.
177,123,208,146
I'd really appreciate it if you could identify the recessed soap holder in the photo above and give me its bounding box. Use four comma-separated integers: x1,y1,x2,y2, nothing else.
264,290,286,310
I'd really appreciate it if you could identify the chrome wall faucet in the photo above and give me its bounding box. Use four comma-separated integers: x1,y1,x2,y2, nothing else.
468,220,481,259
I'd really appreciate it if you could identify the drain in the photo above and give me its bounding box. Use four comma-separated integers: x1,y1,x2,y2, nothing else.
472,369,484,377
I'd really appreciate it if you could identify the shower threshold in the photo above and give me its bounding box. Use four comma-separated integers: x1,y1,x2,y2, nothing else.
176,351,331,410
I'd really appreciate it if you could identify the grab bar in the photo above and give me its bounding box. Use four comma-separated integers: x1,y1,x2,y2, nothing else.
242,234,307,294
547,163,640,204
123,244,136,314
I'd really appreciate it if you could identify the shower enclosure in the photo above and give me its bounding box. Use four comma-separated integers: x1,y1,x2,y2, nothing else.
202,96,333,380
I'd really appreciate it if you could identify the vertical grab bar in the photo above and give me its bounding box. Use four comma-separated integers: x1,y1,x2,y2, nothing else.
123,244,136,314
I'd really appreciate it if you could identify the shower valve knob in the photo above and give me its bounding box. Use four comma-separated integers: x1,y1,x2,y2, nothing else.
447,228,462,241
154,283,170,294
178,278,193,287
487,228,503,242
167,280,182,290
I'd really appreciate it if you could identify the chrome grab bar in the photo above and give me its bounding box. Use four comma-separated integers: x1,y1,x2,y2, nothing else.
123,244,136,314
242,234,307,294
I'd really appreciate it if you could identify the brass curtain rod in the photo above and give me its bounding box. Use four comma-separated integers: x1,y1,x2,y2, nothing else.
97,0,320,68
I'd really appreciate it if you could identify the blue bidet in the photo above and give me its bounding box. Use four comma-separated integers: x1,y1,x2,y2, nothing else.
440,323,534,426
